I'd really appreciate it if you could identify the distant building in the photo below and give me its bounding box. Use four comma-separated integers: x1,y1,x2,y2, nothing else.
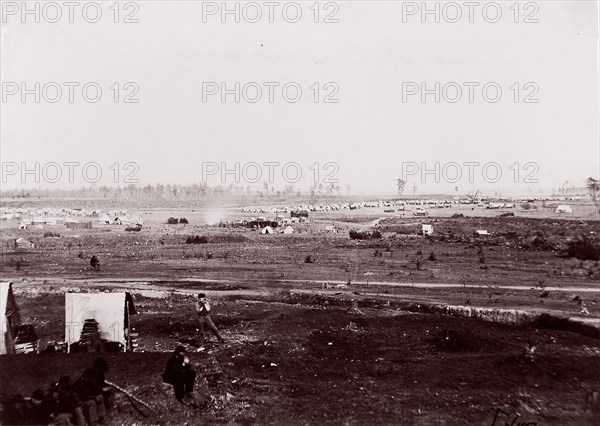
291,210,309,218
65,222,92,230
422,224,433,236
15,238,34,250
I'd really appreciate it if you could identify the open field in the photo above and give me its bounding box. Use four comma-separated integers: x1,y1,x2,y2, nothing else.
1,198,600,424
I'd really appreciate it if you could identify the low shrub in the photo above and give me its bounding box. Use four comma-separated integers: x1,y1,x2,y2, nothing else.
565,237,600,261
349,230,383,240
208,234,249,244
186,235,209,244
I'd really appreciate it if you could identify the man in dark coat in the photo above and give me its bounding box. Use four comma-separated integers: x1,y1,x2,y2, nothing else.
74,358,114,423
16,389,48,425
55,376,95,426
163,345,196,402
90,256,100,271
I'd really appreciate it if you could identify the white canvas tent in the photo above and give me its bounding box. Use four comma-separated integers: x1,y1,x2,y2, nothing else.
261,226,273,235
422,224,433,236
1,282,21,354
556,205,572,214
98,214,111,224
283,225,294,234
65,292,136,352
15,238,34,250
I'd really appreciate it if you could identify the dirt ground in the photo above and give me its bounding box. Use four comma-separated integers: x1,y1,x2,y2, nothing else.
1,199,600,424
2,292,600,425
2,203,599,318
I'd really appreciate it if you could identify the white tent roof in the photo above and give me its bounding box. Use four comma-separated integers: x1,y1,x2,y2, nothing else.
283,226,294,234
98,214,111,222
1,282,11,343
0,283,10,311
1,282,20,354
261,226,273,234
65,293,134,348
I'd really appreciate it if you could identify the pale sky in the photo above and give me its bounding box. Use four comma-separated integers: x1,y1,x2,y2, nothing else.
1,1,598,195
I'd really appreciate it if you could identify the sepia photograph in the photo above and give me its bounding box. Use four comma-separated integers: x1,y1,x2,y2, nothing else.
1,1,599,424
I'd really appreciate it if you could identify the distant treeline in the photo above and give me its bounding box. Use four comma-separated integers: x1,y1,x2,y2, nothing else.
3,183,278,200
0,182,348,201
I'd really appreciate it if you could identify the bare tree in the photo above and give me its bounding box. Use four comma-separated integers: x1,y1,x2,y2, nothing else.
587,177,600,217
586,177,599,200
397,179,406,195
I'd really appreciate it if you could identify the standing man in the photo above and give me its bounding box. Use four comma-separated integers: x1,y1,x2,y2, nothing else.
162,345,196,403
90,256,100,271
196,293,225,343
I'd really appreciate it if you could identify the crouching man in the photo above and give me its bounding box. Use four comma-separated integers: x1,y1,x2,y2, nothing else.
53,376,96,426
73,358,115,423
162,345,196,403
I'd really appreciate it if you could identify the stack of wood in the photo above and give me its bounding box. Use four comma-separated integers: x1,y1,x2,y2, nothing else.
14,324,39,354
79,319,102,352
130,329,139,351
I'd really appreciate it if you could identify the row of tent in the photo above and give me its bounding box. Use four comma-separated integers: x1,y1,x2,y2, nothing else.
1,207,130,219
260,225,338,235
1,282,136,354
96,214,143,225
243,201,404,214
243,198,581,215
421,225,489,236
16,215,142,229
261,225,294,234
